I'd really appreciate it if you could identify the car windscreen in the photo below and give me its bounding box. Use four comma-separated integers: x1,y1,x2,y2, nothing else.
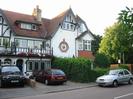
51,70,65,75
108,70,119,75
2,66,21,75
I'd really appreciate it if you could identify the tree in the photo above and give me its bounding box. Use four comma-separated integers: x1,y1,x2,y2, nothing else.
99,22,130,63
94,53,110,68
91,34,102,55
99,7,133,63
118,7,133,63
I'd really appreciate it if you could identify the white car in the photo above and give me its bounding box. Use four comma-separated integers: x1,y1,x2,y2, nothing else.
96,69,133,87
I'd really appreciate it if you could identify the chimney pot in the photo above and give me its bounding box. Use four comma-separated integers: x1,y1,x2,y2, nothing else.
32,5,42,22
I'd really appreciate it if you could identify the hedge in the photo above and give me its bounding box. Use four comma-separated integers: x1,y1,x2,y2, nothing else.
93,67,109,77
52,57,90,82
52,57,108,83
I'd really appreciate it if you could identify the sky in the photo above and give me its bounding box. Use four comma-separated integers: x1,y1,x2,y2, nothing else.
0,0,132,35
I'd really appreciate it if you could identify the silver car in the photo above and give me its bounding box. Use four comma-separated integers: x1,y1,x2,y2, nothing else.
96,69,133,87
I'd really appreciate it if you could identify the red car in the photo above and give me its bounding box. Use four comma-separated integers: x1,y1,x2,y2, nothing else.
33,69,67,85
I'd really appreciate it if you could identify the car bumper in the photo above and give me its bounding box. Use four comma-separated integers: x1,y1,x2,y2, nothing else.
96,80,113,86
2,78,25,85
49,79,67,84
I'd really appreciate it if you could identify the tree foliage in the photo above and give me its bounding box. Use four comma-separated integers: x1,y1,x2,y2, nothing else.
99,7,133,63
91,34,102,55
118,7,133,48
94,53,110,68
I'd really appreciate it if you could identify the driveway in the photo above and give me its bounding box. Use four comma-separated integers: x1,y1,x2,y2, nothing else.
0,81,96,99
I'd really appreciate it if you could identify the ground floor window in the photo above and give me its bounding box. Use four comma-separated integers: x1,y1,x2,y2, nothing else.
26,60,51,72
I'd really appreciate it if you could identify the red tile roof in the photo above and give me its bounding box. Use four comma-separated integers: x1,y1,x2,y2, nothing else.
1,8,71,39
1,8,88,39
2,10,49,38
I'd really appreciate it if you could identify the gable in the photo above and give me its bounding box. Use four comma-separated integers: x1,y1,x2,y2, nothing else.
0,12,10,37
1,9,48,39
0,7,95,40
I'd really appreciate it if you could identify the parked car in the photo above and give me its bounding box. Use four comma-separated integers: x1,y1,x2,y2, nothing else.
33,69,67,85
96,69,133,87
0,65,25,87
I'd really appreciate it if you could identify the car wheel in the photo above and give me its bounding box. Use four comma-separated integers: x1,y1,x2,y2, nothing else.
128,78,133,84
113,80,118,87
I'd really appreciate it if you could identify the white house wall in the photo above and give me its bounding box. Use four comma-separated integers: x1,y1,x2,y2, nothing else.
82,33,94,41
0,14,10,37
51,27,77,57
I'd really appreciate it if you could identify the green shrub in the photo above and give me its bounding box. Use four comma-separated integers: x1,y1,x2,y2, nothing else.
52,57,109,83
118,64,129,70
94,67,109,77
52,57,92,82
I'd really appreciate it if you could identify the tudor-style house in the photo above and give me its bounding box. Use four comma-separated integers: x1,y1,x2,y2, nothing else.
0,6,94,77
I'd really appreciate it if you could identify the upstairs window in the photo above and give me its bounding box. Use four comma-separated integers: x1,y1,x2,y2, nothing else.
61,22,75,31
20,23,37,30
21,23,31,30
83,40,91,51
0,37,10,47
32,24,37,30
78,40,91,51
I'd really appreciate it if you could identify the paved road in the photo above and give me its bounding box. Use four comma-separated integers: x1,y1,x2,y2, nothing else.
0,81,95,99
11,84,133,99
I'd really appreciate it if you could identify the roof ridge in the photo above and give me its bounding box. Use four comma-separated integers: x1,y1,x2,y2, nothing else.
52,8,70,19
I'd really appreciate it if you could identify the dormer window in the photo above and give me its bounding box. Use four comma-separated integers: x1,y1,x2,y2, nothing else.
20,23,37,30
32,24,37,30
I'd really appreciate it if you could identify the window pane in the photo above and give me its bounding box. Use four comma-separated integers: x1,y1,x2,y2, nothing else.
27,61,33,71
41,62,45,70
19,39,27,47
3,38,9,47
32,24,37,30
45,61,51,69
21,23,31,30
28,40,34,48
34,62,39,70
67,24,69,29
34,41,41,49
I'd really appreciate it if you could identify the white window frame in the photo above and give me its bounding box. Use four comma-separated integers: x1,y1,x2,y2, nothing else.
32,24,37,30
21,23,37,30
0,37,10,47
83,40,91,51
78,40,91,51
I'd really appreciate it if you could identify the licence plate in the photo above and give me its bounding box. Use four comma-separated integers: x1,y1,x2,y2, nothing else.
58,77,63,80
11,80,19,83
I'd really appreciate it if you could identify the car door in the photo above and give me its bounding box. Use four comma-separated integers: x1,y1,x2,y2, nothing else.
123,70,131,82
118,71,125,83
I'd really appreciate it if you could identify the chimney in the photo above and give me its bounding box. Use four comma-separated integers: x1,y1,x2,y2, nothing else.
32,5,42,22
